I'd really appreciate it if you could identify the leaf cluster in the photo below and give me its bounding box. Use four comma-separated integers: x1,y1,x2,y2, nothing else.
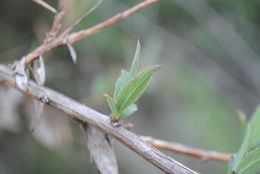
104,41,160,122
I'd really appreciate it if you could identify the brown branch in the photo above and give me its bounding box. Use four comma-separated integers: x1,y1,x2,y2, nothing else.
67,0,159,43
33,0,57,14
141,136,232,163
44,9,65,44
0,64,198,174
49,9,65,36
24,0,159,65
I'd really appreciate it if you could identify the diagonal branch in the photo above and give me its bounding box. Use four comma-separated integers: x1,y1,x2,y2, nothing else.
33,0,57,14
0,64,198,174
24,0,159,65
141,136,231,162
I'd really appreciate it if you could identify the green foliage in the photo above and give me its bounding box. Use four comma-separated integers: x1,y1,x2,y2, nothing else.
104,41,159,122
228,106,260,174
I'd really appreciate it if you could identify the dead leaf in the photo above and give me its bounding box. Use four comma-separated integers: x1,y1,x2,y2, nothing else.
67,43,77,64
82,124,118,174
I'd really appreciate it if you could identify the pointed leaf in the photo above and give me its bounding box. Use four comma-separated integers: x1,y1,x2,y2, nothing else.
67,43,77,64
31,100,45,131
83,124,118,174
114,41,141,100
116,65,160,112
121,104,137,118
104,94,118,116
114,70,129,100
128,40,140,79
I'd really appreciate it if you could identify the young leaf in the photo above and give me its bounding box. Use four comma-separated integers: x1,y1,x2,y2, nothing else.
114,40,141,100
228,106,260,174
229,122,251,172
128,40,140,79
104,94,118,115
116,65,160,112
121,104,137,118
114,70,129,100
248,107,260,150
236,147,260,174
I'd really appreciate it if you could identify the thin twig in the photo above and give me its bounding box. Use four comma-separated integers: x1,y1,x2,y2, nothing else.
24,0,159,65
141,136,232,163
0,64,198,174
62,0,103,35
67,0,159,43
45,9,65,43
33,0,57,14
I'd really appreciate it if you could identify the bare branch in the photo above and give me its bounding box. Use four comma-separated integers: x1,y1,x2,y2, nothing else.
33,0,57,14
24,0,159,65
0,64,198,174
63,0,103,35
47,9,65,40
141,136,231,163
67,0,159,44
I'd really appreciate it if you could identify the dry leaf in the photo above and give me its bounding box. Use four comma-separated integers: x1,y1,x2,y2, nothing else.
30,55,46,131
33,55,46,85
67,43,77,64
31,100,45,131
82,124,118,174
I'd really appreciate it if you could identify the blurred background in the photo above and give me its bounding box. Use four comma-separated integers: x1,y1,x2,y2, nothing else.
0,0,260,173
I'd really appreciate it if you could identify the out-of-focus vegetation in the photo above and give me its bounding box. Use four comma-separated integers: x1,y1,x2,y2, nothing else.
0,0,260,173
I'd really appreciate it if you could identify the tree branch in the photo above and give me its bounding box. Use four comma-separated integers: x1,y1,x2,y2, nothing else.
0,64,198,174
141,136,231,163
24,0,159,65
33,0,57,14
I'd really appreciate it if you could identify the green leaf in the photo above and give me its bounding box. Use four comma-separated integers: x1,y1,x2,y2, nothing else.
103,94,118,116
121,104,138,118
248,107,260,150
229,122,251,172
128,40,140,79
228,106,260,174
236,147,260,174
114,70,129,100
116,65,160,112
114,41,141,101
